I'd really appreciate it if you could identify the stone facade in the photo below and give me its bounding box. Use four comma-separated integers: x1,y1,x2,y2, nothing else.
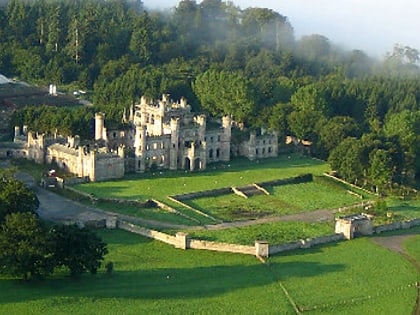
11,94,279,181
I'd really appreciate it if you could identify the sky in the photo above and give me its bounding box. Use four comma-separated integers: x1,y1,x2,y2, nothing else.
146,0,420,59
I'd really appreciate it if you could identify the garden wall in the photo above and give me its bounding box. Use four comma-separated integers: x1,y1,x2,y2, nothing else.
374,218,420,234
116,219,348,257
170,174,313,202
188,239,255,255
269,234,346,255
257,173,313,187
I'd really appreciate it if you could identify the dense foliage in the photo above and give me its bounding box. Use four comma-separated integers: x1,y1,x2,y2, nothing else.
0,169,107,280
3,0,420,192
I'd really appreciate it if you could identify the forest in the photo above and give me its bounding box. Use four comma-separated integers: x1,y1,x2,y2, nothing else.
1,0,420,193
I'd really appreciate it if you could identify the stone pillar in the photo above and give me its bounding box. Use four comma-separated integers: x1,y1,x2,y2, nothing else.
169,118,180,170
255,240,269,257
221,115,231,161
95,113,105,141
14,126,20,139
106,215,118,229
175,232,189,249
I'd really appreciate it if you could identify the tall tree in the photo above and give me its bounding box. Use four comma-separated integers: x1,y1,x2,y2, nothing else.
0,212,53,280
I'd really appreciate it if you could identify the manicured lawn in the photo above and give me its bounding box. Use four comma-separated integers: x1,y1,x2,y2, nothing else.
0,230,417,314
186,177,368,221
404,234,420,264
185,221,334,245
387,198,420,219
74,154,329,202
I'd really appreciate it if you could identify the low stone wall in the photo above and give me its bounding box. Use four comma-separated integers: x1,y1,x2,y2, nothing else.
269,233,346,255
118,220,179,245
170,174,312,202
374,218,420,234
172,187,233,201
189,239,255,255
167,196,220,222
257,173,313,187
323,172,378,196
117,220,349,257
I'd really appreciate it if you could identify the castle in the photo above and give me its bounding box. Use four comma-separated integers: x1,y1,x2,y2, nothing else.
6,94,279,181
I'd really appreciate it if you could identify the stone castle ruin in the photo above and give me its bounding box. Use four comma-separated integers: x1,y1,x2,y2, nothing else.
10,94,279,181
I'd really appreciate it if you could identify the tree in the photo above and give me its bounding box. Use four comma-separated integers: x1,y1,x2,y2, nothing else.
0,212,53,280
328,137,364,184
0,171,39,223
193,69,256,123
369,149,393,194
49,224,108,277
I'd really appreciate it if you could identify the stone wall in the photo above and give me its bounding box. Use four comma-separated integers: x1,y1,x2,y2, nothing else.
374,218,420,234
188,239,255,255
172,187,233,201
257,173,313,187
116,220,349,257
269,234,346,255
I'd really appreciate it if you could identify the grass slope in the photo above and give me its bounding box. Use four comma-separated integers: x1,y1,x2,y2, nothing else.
0,230,417,315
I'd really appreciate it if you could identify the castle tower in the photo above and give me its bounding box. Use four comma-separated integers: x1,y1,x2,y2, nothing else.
95,113,105,141
134,125,146,172
195,115,206,141
221,115,231,162
169,117,180,170
14,126,20,139
248,131,256,160
272,131,279,156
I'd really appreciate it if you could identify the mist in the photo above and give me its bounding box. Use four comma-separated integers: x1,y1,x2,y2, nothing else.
147,0,420,59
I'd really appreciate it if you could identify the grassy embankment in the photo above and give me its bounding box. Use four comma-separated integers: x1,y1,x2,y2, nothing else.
0,229,417,315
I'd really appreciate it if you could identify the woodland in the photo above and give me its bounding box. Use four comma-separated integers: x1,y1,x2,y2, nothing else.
1,0,420,193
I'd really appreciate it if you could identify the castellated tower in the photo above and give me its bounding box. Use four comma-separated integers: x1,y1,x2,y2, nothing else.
195,115,206,141
221,115,232,161
134,124,147,172
248,131,256,160
95,113,105,141
169,117,180,170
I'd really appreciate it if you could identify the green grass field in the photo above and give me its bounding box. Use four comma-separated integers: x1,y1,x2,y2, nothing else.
0,229,417,314
185,221,334,245
74,155,329,202
186,176,369,221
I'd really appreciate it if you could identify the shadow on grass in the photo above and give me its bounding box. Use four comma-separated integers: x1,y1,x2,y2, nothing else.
0,260,345,304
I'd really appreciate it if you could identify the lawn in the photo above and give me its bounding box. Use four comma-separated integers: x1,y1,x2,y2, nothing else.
186,176,369,221
185,221,335,245
0,229,417,314
387,197,420,219
73,154,329,202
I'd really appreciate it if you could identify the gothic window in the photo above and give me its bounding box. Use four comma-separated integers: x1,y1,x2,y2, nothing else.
256,148,259,155
161,142,164,149
113,132,117,138
146,144,150,151
262,148,265,154
216,148,220,158
210,136,213,142
268,147,272,153
217,135,221,142
153,143,158,150
209,149,213,159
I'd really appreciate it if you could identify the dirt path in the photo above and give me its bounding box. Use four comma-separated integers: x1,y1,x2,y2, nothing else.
371,234,420,315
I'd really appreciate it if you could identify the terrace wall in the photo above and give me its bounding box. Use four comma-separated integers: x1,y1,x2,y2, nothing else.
116,219,348,257
374,218,420,234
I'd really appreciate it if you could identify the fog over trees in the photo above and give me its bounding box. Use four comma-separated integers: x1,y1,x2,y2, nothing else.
1,0,420,193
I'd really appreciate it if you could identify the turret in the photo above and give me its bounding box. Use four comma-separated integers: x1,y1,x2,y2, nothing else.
221,115,231,161
14,126,20,139
95,113,105,141
169,117,180,170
